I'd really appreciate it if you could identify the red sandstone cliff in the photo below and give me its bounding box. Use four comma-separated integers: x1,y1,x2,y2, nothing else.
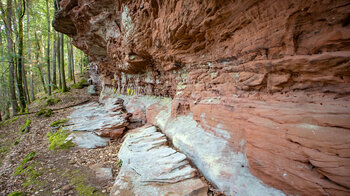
53,0,350,195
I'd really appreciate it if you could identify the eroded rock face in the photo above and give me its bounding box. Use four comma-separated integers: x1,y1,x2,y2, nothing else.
54,0,350,195
111,125,208,196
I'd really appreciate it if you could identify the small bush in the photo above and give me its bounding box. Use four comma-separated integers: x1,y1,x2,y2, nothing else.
47,128,75,150
36,108,53,117
50,119,68,127
45,98,60,106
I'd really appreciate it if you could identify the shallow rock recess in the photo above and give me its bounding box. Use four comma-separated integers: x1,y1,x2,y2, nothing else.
54,0,350,195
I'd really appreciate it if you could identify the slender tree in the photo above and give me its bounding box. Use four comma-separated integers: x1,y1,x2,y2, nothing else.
15,0,27,111
70,40,75,83
67,37,72,81
0,0,19,115
35,31,47,93
60,33,67,91
27,0,35,100
52,31,57,89
46,0,51,95
56,32,62,89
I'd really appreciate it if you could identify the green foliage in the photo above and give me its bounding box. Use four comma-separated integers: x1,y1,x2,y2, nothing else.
45,97,60,106
0,116,19,127
19,119,31,134
7,191,25,196
14,151,36,176
46,128,74,150
71,78,89,89
49,118,68,127
35,108,53,117
117,160,123,168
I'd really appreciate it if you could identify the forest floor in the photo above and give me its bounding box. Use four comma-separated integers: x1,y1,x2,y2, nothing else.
0,85,123,196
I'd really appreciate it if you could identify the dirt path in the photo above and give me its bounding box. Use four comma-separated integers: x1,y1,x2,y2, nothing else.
0,88,122,196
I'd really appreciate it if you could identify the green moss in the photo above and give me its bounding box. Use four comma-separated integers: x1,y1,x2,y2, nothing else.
13,152,41,188
22,164,41,187
46,128,75,150
8,191,25,196
14,151,36,176
49,119,68,127
0,116,19,127
71,78,89,89
35,108,53,117
19,119,31,134
70,171,104,196
14,137,21,145
45,98,61,106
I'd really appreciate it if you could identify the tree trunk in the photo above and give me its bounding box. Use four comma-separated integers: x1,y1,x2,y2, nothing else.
52,31,57,89
80,51,83,74
60,33,67,92
57,32,62,89
34,31,47,93
27,0,35,101
16,0,27,112
0,0,19,115
46,0,51,96
67,38,72,81
71,41,75,84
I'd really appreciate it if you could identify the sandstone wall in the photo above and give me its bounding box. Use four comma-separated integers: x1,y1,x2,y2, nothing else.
54,0,350,195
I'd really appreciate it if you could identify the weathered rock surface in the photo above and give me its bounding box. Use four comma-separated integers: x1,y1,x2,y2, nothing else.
87,85,97,95
54,0,350,195
68,99,129,138
110,125,208,196
66,132,109,149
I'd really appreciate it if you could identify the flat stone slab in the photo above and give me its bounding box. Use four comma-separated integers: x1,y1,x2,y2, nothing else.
66,132,109,149
66,99,130,148
67,101,127,132
110,125,208,196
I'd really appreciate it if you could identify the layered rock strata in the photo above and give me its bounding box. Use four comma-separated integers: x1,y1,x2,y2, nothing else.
54,0,350,195
110,125,208,196
67,99,131,148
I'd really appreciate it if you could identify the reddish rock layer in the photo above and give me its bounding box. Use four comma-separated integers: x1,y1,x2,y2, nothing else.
54,0,350,195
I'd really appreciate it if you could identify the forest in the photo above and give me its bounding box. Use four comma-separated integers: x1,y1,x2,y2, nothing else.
0,0,87,120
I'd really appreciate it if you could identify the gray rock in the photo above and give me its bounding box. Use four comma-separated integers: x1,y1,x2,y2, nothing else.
87,85,97,95
110,125,208,196
90,165,113,180
66,132,109,149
